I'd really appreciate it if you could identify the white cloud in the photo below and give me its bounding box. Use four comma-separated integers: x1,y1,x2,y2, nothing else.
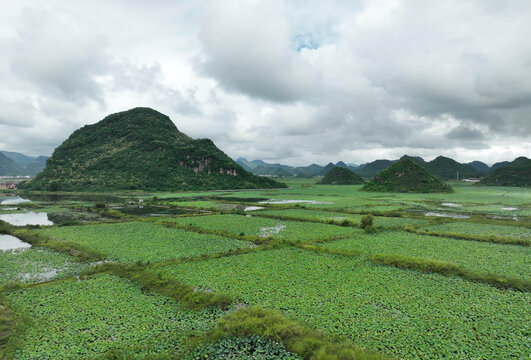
0,0,529,166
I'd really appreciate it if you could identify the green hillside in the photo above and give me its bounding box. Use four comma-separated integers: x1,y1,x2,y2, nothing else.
0,152,22,176
362,158,453,193
467,161,490,173
21,108,286,191
0,151,34,168
479,157,530,187
318,166,365,185
22,156,48,176
424,156,482,180
353,159,396,178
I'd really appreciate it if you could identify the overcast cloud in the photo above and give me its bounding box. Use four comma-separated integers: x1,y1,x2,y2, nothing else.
1,0,530,165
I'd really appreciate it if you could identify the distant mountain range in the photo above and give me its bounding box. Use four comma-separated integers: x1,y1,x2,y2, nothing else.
237,156,512,180
1,140,523,187
0,151,49,176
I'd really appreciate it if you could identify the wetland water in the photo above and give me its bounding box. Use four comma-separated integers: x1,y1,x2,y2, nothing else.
0,212,54,226
0,196,31,205
258,199,333,204
0,234,31,251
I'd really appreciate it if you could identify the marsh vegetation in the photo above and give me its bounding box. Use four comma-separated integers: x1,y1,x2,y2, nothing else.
0,180,529,359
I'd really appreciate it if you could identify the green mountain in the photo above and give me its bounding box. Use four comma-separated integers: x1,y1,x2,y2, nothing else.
424,156,482,180
362,158,453,193
236,158,298,177
318,166,365,185
479,157,530,187
235,158,346,178
1,151,35,168
467,161,490,173
1,151,50,176
353,159,396,178
235,158,253,171
320,162,336,176
491,161,510,171
21,108,286,191
23,156,49,176
335,161,349,168
354,156,484,180
294,164,324,177
0,152,22,176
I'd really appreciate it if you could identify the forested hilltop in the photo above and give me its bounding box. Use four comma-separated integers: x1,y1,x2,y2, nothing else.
362,157,453,193
21,108,286,191
318,167,365,185
479,157,530,187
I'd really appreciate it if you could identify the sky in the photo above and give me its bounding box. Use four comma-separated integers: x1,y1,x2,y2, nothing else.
1,0,530,166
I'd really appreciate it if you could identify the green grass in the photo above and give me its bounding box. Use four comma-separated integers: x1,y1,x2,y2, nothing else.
160,214,358,242
154,248,530,360
38,222,251,263
369,253,529,292
3,274,226,359
166,200,224,209
0,248,88,287
2,184,530,359
419,221,530,239
256,209,429,228
318,231,530,280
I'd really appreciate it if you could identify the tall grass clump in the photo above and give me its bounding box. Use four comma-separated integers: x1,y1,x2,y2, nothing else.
198,306,388,360
361,215,376,233
370,254,530,292
83,263,232,310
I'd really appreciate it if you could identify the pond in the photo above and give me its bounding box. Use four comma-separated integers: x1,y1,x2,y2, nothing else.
0,212,54,226
441,202,461,207
0,234,31,251
258,199,333,205
22,193,121,203
244,206,265,211
424,212,471,219
0,196,31,205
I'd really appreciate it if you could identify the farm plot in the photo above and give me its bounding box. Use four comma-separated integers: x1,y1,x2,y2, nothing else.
418,222,531,240
161,214,358,242
256,209,429,228
38,221,250,263
319,231,531,280
3,274,225,360
166,200,224,209
0,248,88,286
155,248,530,360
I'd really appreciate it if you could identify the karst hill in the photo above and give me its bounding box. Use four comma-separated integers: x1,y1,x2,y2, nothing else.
21,108,286,191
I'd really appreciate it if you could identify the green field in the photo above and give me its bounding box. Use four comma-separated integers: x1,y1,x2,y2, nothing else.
256,208,430,228
161,214,358,242
319,231,530,280
38,221,251,263
155,248,530,359
419,222,531,239
3,274,226,359
1,181,530,359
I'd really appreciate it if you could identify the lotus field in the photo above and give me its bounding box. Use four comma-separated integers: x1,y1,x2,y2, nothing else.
0,181,529,359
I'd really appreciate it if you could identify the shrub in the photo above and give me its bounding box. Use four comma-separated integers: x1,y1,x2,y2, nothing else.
339,219,353,227
361,214,375,233
360,215,374,228
200,306,387,360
